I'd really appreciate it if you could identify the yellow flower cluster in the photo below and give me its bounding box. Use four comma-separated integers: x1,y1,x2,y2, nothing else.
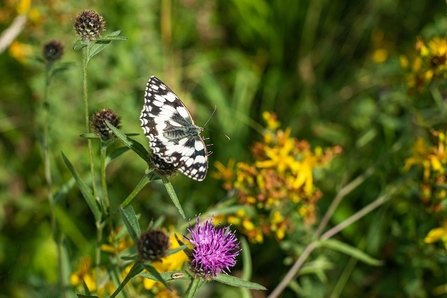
70,232,186,297
404,129,447,209
213,112,341,243
401,37,447,92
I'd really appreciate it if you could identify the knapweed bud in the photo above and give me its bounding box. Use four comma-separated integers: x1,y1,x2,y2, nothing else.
42,40,64,62
73,10,106,41
148,154,178,178
137,229,170,262
91,108,121,140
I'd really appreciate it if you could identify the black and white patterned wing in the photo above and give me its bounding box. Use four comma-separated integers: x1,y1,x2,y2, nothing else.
139,76,208,181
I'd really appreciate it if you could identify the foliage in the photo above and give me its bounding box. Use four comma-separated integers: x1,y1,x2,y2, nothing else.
2,0,447,297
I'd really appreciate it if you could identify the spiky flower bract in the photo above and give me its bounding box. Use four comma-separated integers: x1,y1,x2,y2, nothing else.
91,108,121,140
42,40,64,62
148,154,179,178
137,229,170,262
184,216,240,279
73,10,106,41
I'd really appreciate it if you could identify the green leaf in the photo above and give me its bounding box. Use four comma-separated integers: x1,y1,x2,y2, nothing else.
82,279,91,295
143,265,171,289
73,40,88,50
106,147,131,166
120,174,152,209
61,152,101,223
76,295,98,298
50,62,76,78
317,239,384,266
119,206,141,240
185,277,202,298
214,274,267,290
53,176,75,204
241,237,252,281
161,177,186,219
109,262,144,298
105,121,149,162
87,31,126,62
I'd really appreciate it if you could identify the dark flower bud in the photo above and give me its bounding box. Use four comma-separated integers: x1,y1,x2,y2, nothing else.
137,229,170,262
42,40,64,62
91,108,121,140
73,10,106,41
148,154,179,178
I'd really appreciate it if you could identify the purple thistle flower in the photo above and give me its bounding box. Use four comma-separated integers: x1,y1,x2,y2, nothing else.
184,216,240,279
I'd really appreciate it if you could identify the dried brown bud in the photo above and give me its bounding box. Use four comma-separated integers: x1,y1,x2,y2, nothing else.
43,40,64,62
73,10,106,41
91,108,121,140
137,229,170,262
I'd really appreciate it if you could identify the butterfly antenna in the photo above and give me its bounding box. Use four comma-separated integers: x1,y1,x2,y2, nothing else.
202,105,231,140
203,105,217,127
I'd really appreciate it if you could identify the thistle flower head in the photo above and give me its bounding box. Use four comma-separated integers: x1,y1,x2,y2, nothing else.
42,40,64,62
148,154,179,178
137,229,170,262
73,10,106,41
91,108,121,140
184,216,240,279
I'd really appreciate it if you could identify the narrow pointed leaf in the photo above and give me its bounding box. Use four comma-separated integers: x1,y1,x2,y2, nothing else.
185,278,202,298
161,177,185,219
87,31,126,62
143,264,170,289
214,274,267,290
61,152,101,223
106,147,131,166
120,174,152,209
109,262,144,298
317,239,384,266
73,39,88,50
106,121,149,162
119,205,141,240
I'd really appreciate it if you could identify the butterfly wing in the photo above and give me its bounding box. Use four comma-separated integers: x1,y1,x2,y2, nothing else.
140,76,208,181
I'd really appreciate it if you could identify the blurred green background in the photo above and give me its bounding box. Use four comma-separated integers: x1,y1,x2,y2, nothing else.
2,0,447,297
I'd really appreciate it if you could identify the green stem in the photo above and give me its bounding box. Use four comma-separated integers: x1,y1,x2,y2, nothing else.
267,187,398,298
42,62,67,298
109,262,144,298
82,44,101,291
184,277,201,298
120,174,152,209
100,144,110,212
95,220,103,294
82,45,98,198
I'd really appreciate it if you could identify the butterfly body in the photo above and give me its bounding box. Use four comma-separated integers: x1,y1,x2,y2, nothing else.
140,76,208,181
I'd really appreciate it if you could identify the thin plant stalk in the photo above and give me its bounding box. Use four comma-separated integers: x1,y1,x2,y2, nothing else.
81,44,101,291
82,45,98,198
100,144,110,211
41,61,67,298
267,187,396,298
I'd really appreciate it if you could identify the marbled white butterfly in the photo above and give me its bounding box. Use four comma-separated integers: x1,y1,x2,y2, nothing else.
140,76,209,181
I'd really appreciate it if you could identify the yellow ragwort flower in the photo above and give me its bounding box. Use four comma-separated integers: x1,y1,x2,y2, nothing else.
425,222,447,249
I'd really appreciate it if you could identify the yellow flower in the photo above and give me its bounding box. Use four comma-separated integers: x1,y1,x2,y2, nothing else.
425,223,447,249
70,256,114,296
372,48,388,64
212,159,235,184
8,41,33,63
262,111,280,130
143,233,188,290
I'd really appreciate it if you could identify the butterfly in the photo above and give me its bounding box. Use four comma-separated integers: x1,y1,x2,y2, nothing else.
139,76,209,181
